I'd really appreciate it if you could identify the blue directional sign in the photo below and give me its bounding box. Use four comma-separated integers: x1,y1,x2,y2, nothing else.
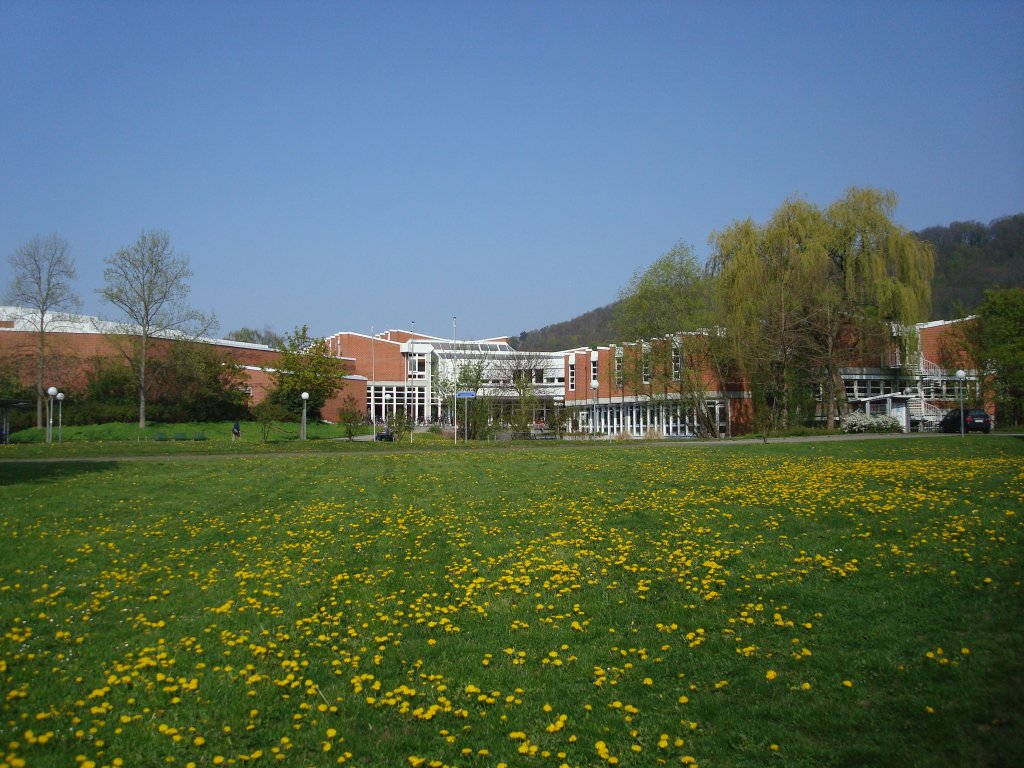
456,391,477,399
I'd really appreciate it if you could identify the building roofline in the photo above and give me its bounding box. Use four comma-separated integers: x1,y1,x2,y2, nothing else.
917,317,976,329
0,305,276,352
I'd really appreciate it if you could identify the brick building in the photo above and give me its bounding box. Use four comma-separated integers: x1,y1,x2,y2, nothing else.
1,305,984,435
0,306,364,423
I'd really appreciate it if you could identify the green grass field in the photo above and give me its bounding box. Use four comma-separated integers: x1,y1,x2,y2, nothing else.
4,419,378,453
2,437,1022,768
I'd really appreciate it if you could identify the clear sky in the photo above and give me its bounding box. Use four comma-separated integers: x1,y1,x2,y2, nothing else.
2,0,1022,341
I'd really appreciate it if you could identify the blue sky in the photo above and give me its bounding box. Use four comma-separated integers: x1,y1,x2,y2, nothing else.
2,1,1022,341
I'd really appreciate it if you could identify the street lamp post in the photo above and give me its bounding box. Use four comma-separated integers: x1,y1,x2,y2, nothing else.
403,321,411,444
452,316,458,446
956,369,966,437
591,380,599,439
46,386,57,445
300,391,309,440
57,393,64,442
605,370,612,442
371,324,377,439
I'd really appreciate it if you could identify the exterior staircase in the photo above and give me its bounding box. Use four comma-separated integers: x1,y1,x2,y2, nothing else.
907,397,944,431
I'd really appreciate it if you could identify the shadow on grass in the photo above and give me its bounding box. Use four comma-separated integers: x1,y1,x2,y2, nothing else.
0,461,119,486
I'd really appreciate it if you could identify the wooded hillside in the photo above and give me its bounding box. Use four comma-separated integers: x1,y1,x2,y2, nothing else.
919,213,1023,318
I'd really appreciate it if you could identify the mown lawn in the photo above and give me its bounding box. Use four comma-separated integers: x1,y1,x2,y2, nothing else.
1,437,1022,768
3,419,381,456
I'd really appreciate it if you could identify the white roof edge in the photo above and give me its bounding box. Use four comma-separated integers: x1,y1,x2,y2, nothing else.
917,317,975,329
0,305,275,352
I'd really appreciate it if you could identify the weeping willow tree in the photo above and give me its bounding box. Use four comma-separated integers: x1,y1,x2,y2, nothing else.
711,188,934,433
710,201,825,434
818,188,935,425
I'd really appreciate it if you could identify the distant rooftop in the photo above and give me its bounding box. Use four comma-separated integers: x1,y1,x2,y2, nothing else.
0,306,275,352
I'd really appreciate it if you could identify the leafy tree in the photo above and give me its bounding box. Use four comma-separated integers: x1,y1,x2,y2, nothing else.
99,230,214,427
385,407,413,442
0,353,34,436
83,358,136,404
156,342,249,422
977,288,1024,426
454,358,492,440
431,357,456,427
268,325,347,420
61,357,137,425
613,244,717,435
711,208,817,434
0,355,32,400
253,400,290,442
337,395,364,440
226,326,285,349
820,188,934,425
3,234,80,427
613,243,712,341
936,315,987,411
493,350,548,433
676,332,733,437
711,189,934,433
545,400,568,437
435,356,493,440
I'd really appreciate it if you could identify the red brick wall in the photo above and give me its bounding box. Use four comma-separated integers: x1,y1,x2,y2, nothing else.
1,327,373,423
321,378,368,422
325,332,406,381
0,328,283,405
564,339,730,402
919,319,976,368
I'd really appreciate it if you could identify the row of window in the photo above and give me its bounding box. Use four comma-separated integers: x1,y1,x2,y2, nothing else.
843,378,969,400
569,346,685,392
407,354,427,380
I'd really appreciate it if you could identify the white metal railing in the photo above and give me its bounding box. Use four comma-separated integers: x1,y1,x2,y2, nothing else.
919,357,945,380
908,398,944,430
898,350,945,380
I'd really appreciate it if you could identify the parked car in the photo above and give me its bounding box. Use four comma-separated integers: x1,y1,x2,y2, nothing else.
939,408,991,433
375,430,394,442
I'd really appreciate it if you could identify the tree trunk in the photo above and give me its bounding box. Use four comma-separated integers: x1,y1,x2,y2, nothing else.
138,335,148,429
824,336,840,430
36,325,45,428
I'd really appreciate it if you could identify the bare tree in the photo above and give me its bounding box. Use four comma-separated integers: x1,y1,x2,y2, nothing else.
99,230,215,428
492,350,550,432
4,234,80,427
